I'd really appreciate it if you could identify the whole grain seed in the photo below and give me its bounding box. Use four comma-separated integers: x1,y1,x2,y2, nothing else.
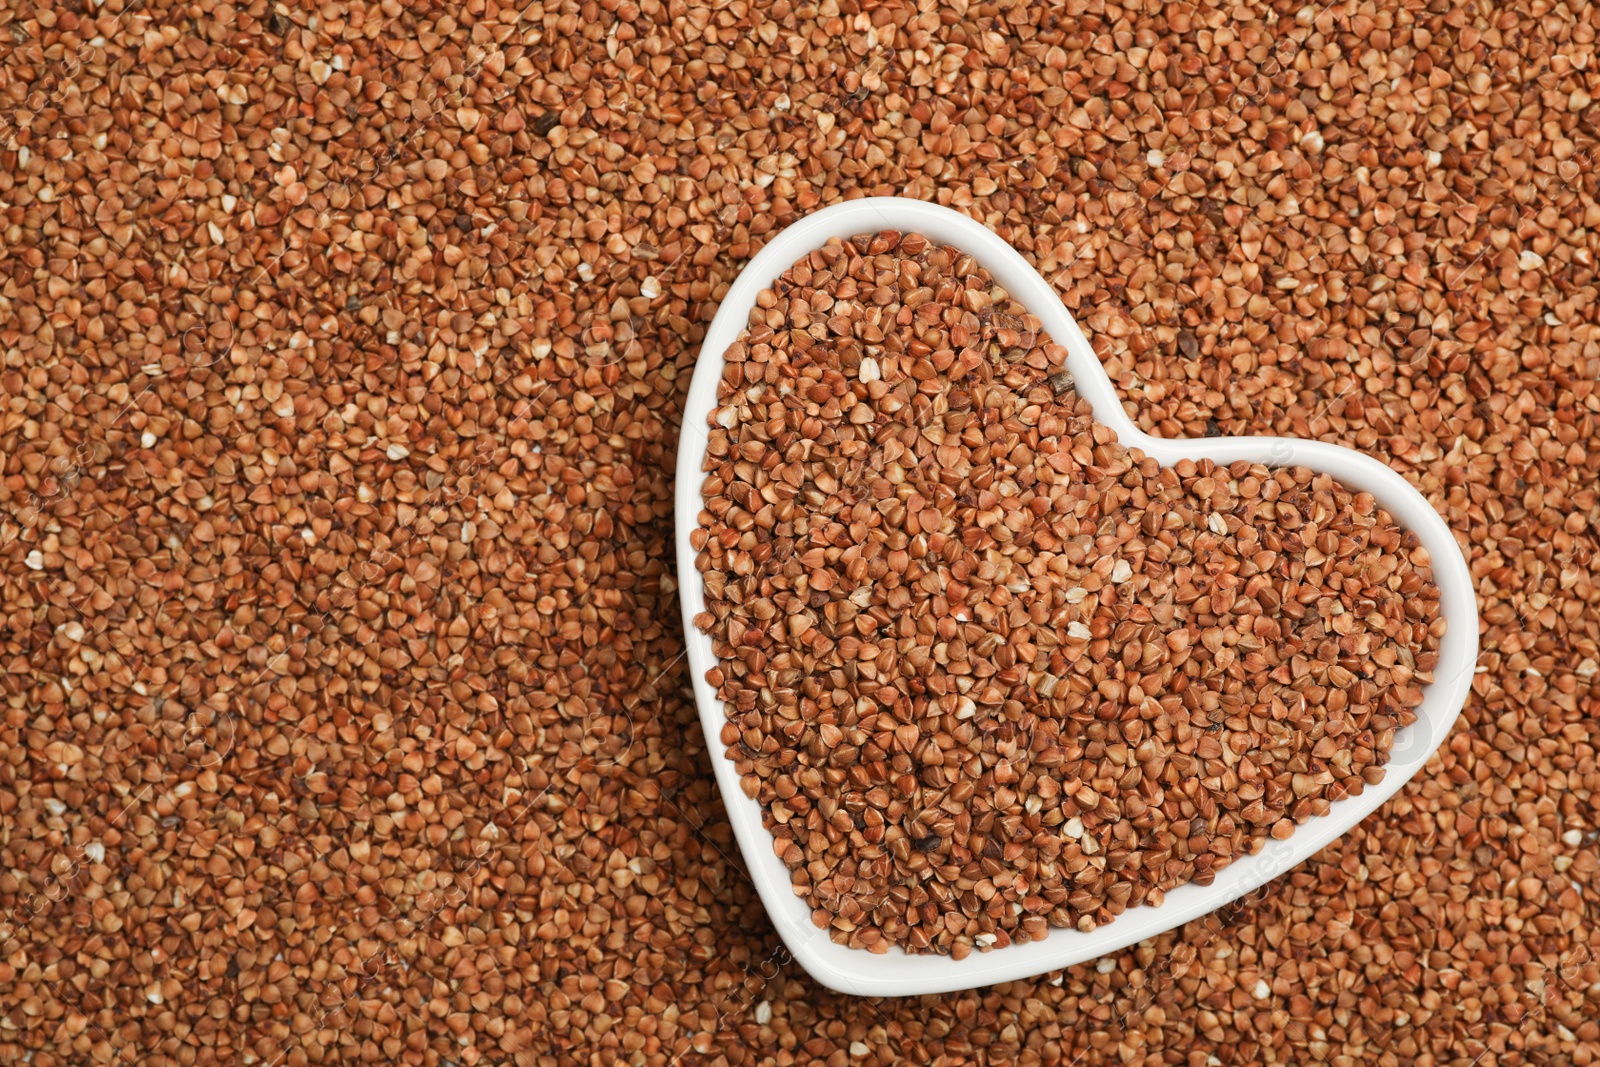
694,232,1443,956
0,0,1595,1063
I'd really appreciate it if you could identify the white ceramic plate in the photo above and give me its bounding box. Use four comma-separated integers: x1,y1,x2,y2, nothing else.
672,197,1479,996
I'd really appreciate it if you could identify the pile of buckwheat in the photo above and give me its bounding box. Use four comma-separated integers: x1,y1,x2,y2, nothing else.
693,232,1444,956
1,0,1597,1063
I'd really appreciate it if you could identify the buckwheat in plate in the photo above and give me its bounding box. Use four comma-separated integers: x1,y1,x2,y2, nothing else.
673,198,1479,997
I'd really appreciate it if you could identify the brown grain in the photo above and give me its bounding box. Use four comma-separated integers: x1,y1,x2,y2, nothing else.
0,0,1595,1063
694,231,1442,955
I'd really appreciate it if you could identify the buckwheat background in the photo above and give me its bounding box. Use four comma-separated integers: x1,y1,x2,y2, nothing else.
0,0,1595,1065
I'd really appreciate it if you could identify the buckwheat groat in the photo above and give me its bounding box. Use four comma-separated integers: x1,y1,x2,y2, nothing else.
692,231,1444,957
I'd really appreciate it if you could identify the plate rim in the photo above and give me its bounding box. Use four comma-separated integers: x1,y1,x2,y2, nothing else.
670,196,1480,997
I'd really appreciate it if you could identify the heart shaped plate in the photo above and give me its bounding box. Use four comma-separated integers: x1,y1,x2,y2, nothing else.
672,197,1478,996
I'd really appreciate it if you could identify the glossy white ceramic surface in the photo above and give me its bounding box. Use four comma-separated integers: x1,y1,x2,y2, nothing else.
672,198,1479,996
